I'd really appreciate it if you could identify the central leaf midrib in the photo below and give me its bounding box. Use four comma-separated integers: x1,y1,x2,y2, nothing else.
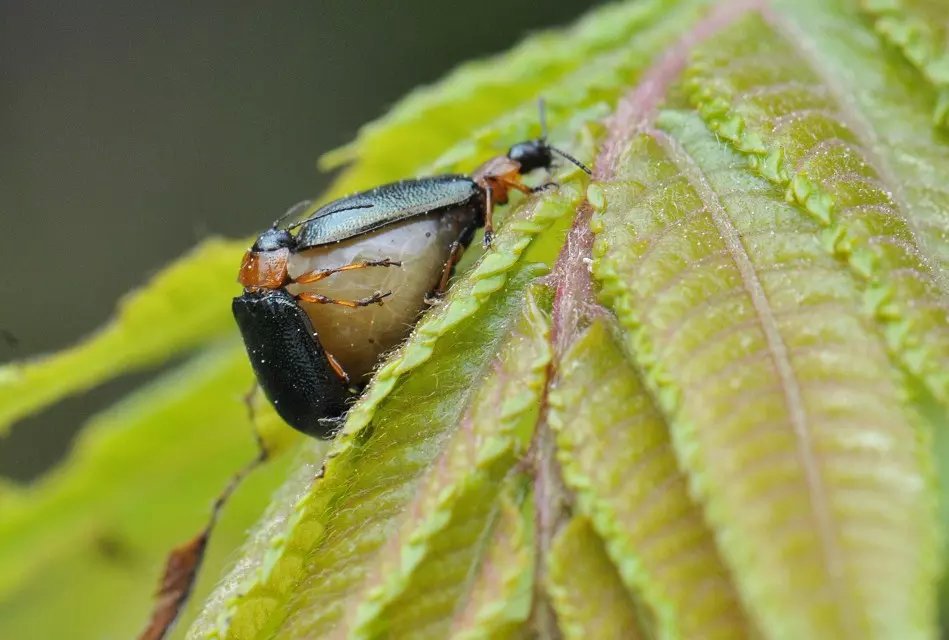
646,125,852,635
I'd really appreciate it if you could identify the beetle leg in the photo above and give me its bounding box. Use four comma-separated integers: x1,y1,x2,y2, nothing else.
297,290,392,308
483,186,495,248
324,350,351,385
487,172,532,198
433,241,464,299
531,181,558,193
243,381,258,425
293,258,401,285
506,179,534,196
316,415,347,436
482,173,540,248
239,382,274,464
141,431,268,640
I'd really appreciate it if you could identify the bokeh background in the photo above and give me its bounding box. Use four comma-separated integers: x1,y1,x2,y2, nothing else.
0,1,587,479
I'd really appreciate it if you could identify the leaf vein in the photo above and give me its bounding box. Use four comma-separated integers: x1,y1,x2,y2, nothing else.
648,127,848,615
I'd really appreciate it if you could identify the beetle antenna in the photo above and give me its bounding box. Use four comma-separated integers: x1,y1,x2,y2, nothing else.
287,202,374,231
535,97,591,174
272,200,314,229
538,97,549,142
549,146,592,175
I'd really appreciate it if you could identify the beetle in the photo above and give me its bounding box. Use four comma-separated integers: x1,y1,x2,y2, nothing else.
233,122,590,439
142,110,590,640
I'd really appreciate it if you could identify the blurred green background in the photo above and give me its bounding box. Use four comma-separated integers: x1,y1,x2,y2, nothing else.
0,1,586,480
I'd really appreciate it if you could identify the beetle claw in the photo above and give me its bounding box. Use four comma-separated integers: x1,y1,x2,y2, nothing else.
531,181,558,193
366,290,392,306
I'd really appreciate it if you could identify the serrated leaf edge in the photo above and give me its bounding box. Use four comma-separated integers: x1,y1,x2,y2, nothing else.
346,288,552,636
684,10,949,402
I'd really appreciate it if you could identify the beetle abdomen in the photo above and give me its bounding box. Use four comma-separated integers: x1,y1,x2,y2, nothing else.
232,289,350,438
295,175,482,249
287,208,478,379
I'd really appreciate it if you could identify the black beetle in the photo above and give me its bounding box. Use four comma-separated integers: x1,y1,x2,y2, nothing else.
142,108,591,640
233,124,590,439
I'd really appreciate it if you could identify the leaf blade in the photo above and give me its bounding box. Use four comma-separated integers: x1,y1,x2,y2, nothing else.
319,0,709,189
547,517,648,640
686,8,949,402
0,343,303,640
859,0,949,126
549,319,753,639
592,104,939,639
0,239,242,435
348,286,551,639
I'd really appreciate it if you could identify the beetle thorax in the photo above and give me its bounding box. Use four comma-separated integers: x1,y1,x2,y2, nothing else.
471,155,523,206
238,248,291,290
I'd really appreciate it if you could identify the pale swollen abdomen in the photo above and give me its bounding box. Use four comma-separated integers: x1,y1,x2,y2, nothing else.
286,210,473,381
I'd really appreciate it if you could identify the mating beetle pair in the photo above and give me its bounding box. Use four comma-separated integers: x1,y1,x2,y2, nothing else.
233,123,590,438
141,108,590,640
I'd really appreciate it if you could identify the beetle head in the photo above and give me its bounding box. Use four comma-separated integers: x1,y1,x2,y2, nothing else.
507,138,592,177
251,226,295,252
506,139,553,174
250,199,315,251
507,98,592,176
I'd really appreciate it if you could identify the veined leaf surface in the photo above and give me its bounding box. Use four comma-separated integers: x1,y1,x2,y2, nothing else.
2,2,947,639
592,102,938,638
547,516,648,640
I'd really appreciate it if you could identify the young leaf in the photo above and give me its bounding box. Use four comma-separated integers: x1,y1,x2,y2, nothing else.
547,516,649,640
0,240,242,435
549,319,754,639
0,344,305,640
320,0,709,189
348,286,551,639
592,100,939,637
2,2,947,639
448,478,535,640
859,0,949,126
685,7,949,402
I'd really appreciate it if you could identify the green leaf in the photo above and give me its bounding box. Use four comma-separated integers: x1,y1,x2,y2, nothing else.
447,481,535,640
0,239,242,436
547,516,648,640
859,0,949,126
592,105,939,638
348,286,551,639
549,319,754,639
685,6,949,402
0,343,308,640
4,1,949,638
319,0,710,188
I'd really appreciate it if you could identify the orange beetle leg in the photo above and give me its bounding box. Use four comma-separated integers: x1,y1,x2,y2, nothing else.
293,258,401,285
324,351,351,385
296,290,392,308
